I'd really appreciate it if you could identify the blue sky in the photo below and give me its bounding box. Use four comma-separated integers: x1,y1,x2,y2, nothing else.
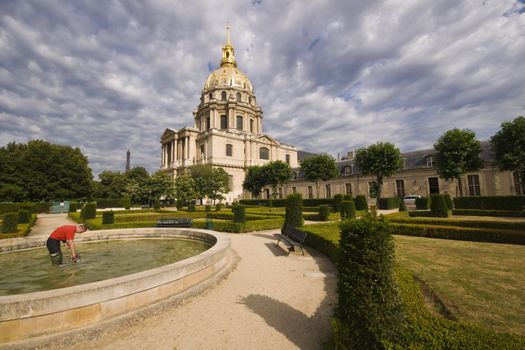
1,0,524,177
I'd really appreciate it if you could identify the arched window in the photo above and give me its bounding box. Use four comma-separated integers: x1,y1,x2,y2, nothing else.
236,116,243,130
236,92,241,102
259,147,269,160
221,91,227,101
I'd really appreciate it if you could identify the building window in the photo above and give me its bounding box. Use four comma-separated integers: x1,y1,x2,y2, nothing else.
221,91,227,101
345,183,352,196
428,177,440,194
200,145,205,159
343,166,352,176
250,119,254,132
396,179,406,198
286,154,290,164
292,187,296,194
220,115,228,129
259,147,269,160
292,172,297,180
236,116,243,130
307,186,313,199
206,116,210,130
514,172,524,195
325,184,331,198
368,181,378,198
278,187,283,199
208,93,212,101
402,158,407,169
249,96,252,104
468,174,481,196
236,92,241,102
426,155,434,168
226,144,233,157
228,175,233,190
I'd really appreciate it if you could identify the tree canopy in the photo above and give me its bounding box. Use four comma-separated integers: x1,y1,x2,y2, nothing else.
242,161,292,198
490,116,525,184
188,164,230,204
354,142,402,200
299,153,339,198
0,140,93,201
243,165,265,198
433,128,483,196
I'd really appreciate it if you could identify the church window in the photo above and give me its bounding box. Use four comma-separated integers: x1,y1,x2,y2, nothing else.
236,92,241,102
206,117,210,130
221,91,227,101
200,145,205,159
259,147,269,160
286,154,290,164
250,119,254,132
208,93,212,101
226,144,233,157
220,115,228,129
236,116,243,130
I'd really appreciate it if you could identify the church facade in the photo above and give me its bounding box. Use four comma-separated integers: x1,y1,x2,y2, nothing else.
160,31,298,203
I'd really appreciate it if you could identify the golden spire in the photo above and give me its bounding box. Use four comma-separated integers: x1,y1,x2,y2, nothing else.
220,23,237,68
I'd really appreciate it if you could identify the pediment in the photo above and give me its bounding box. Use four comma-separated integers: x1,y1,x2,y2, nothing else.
160,128,177,140
253,134,280,145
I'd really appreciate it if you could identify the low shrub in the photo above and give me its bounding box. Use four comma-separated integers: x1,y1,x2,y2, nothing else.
96,198,130,209
18,210,30,224
232,205,246,223
102,211,115,225
204,205,211,212
176,200,183,210
343,195,353,200
340,200,356,220
1,213,18,233
409,210,451,218
319,205,330,221
191,218,284,233
399,200,407,212
122,197,131,210
282,193,304,234
240,198,334,207
215,204,223,211
442,194,453,210
68,202,78,213
378,197,401,210
452,209,525,217
430,194,449,218
299,223,340,262
354,195,368,211
81,202,97,220
454,196,525,210
415,197,430,210
0,203,18,215
333,194,344,212
388,216,525,231
188,204,196,212
303,206,319,212
153,199,161,210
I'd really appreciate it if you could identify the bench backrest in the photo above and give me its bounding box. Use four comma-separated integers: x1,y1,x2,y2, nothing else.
286,227,307,243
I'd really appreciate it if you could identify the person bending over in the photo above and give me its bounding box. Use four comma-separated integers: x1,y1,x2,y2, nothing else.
46,224,87,265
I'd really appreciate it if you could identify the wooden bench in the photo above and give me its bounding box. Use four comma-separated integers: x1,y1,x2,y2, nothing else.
156,218,193,228
274,227,308,255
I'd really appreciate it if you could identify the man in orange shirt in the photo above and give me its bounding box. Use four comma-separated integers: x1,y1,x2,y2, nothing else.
46,224,87,265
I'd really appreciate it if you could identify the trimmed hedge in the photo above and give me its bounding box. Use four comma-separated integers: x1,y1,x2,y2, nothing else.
69,202,78,213
389,216,525,232
409,210,452,218
215,204,223,211
232,206,246,223
399,200,407,212
454,196,525,210
333,194,344,211
205,205,211,212
377,197,401,210
0,202,51,214
430,194,449,218
240,198,333,207
282,193,304,233
95,198,126,209
319,205,330,221
354,195,368,211
153,199,161,210
81,202,97,220
1,213,18,233
102,211,115,225
18,210,30,224
191,218,284,233
390,223,525,245
452,209,525,217
340,200,356,220
415,197,430,210
187,204,196,212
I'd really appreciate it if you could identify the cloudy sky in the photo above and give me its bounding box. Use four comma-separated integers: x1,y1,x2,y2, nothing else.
1,0,524,177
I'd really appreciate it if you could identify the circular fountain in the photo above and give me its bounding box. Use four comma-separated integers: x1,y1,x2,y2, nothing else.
0,228,234,345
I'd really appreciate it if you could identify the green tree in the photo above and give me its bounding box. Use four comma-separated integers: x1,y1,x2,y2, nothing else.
149,170,175,202
96,171,128,199
243,165,265,198
300,153,339,198
174,173,196,206
261,161,292,198
354,142,402,201
124,167,151,204
189,164,213,204
433,129,483,196
208,167,230,203
490,116,525,187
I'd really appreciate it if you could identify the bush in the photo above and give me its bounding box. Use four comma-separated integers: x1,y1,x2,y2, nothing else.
232,205,246,223
334,215,405,349
442,194,453,210
389,216,525,231
267,199,273,207
191,218,284,233
188,204,196,212
96,198,128,209
18,210,30,224
354,195,368,211
318,205,330,221
282,193,304,234
343,195,353,200
415,196,430,210
340,200,356,220
399,200,407,212
430,194,449,218
452,209,525,217
239,198,333,207
205,205,211,212
215,204,222,211
1,213,18,233
102,211,115,225
153,199,161,210
122,198,131,210
377,197,401,210
454,196,525,210
333,194,344,211
69,202,78,213
81,202,97,220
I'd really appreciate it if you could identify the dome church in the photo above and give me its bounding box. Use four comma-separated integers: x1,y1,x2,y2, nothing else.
160,28,298,203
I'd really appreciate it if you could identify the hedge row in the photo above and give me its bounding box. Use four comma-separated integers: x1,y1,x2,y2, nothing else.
191,218,284,233
390,223,525,245
377,197,401,210
454,196,525,210
0,202,51,214
452,209,525,217
390,216,525,231
240,198,334,207
303,212,341,221
95,198,131,209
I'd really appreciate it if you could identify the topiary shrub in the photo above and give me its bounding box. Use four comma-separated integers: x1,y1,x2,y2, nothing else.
215,204,223,211
354,195,368,211
233,205,246,223
399,200,407,212
333,214,405,349
442,194,453,210
122,197,131,210
1,213,18,233
18,210,30,224
188,204,196,212
282,193,304,234
176,200,183,210
333,194,344,212
319,205,330,221
69,202,78,213
343,194,353,200
82,202,97,220
205,205,211,212
340,200,356,220
102,211,115,225
415,197,430,210
153,199,161,210
267,199,273,207
430,194,449,218
378,197,402,210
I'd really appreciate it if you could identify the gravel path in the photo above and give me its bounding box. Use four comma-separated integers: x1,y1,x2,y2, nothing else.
29,213,76,237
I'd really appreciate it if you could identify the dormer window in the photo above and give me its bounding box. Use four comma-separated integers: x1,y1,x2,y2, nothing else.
292,172,297,180
426,155,434,168
343,166,352,176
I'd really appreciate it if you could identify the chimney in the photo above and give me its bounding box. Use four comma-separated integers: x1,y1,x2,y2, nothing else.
346,151,354,160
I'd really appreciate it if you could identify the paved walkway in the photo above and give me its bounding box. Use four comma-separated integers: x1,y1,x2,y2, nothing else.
29,213,75,237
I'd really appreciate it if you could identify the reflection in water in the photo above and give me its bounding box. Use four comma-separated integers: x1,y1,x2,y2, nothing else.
0,239,209,295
